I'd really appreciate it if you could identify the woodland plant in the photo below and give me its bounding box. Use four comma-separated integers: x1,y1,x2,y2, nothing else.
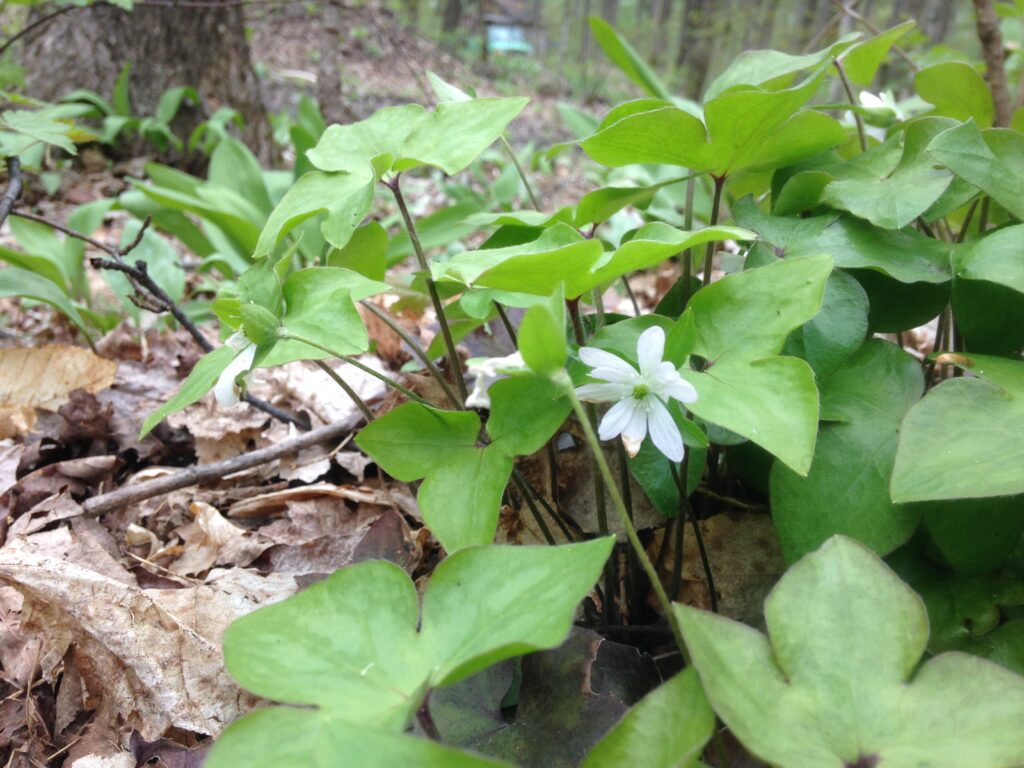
3,9,1024,767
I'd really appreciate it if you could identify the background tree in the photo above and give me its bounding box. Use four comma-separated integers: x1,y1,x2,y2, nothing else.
19,1,270,160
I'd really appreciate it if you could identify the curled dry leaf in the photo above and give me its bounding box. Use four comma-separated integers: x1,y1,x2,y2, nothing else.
0,549,296,739
168,502,271,576
0,346,117,439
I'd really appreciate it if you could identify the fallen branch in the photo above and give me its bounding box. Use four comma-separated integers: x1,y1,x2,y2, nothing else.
11,208,309,431
83,418,356,517
0,157,22,229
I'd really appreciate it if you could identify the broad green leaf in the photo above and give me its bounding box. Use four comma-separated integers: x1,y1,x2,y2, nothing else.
915,62,994,128
704,34,857,101
327,220,388,280
0,109,76,155
268,266,386,367
678,256,830,474
821,118,956,229
956,224,1024,294
733,198,952,284
687,255,832,362
678,535,1024,768
581,669,713,768
583,76,845,177
255,168,374,257
771,340,923,561
140,345,236,437
207,709,509,768
518,286,567,375
0,244,66,287
208,136,273,216
486,374,570,456
0,266,89,337
386,201,482,265
426,70,474,103
892,354,1024,502
682,357,819,476
354,405,510,551
922,496,1024,574
927,121,1024,221
223,539,613,727
588,16,671,100
308,99,527,177
783,269,869,377
840,20,915,85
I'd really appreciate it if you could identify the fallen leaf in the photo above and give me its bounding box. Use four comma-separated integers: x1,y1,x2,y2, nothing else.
0,346,117,439
168,502,271,576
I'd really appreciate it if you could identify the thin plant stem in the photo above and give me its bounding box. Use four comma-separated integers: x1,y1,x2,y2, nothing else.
671,462,719,613
833,57,868,153
511,471,557,546
386,175,468,400
621,276,641,315
682,175,696,304
979,196,990,234
359,299,462,410
494,302,518,346
501,136,541,211
615,440,641,619
591,287,606,329
564,385,689,659
282,333,430,406
702,176,725,287
671,503,685,601
313,360,375,422
955,199,980,243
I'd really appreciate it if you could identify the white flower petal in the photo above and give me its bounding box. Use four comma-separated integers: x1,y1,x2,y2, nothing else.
663,377,699,404
636,326,666,375
647,397,684,462
598,397,639,441
214,343,256,407
588,366,640,384
579,346,638,377
621,398,649,444
576,382,634,402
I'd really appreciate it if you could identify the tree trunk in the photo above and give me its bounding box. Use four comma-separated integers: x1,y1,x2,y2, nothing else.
20,1,271,162
317,0,351,127
650,0,674,66
601,0,620,23
675,0,712,99
443,0,463,33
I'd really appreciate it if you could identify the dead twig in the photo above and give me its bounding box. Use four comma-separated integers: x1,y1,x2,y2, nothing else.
972,0,1013,126
82,418,356,517
0,157,22,229
10,208,309,430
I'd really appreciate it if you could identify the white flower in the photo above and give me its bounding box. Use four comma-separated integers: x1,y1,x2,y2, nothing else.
575,326,698,462
465,351,525,409
214,332,257,407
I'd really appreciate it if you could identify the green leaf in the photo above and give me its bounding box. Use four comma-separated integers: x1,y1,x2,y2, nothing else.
486,374,570,457
0,265,89,336
892,353,1024,502
783,269,869,378
582,76,846,177
821,118,956,229
255,169,374,257
268,267,386,367
678,535,1024,768
208,136,273,216
581,669,714,768
223,538,613,727
518,286,567,375
104,220,186,317
927,121,1024,221
207,709,510,768
956,224,1024,294
922,496,1024,574
678,256,830,474
327,220,388,280
140,345,236,437
588,16,671,100
0,109,76,155
839,20,915,85
733,198,952,284
771,340,923,561
952,226,1024,354
308,99,527,177
915,62,994,128
704,34,857,100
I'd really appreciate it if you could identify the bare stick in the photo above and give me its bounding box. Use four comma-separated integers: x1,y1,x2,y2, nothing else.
11,209,308,430
0,158,22,229
973,0,1013,127
82,418,355,516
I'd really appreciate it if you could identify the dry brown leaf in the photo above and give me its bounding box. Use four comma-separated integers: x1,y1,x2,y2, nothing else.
69,754,135,768
168,502,271,575
227,481,396,519
652,511,786,625
0,346,117,438
0,549,274,739
0,439,24,493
